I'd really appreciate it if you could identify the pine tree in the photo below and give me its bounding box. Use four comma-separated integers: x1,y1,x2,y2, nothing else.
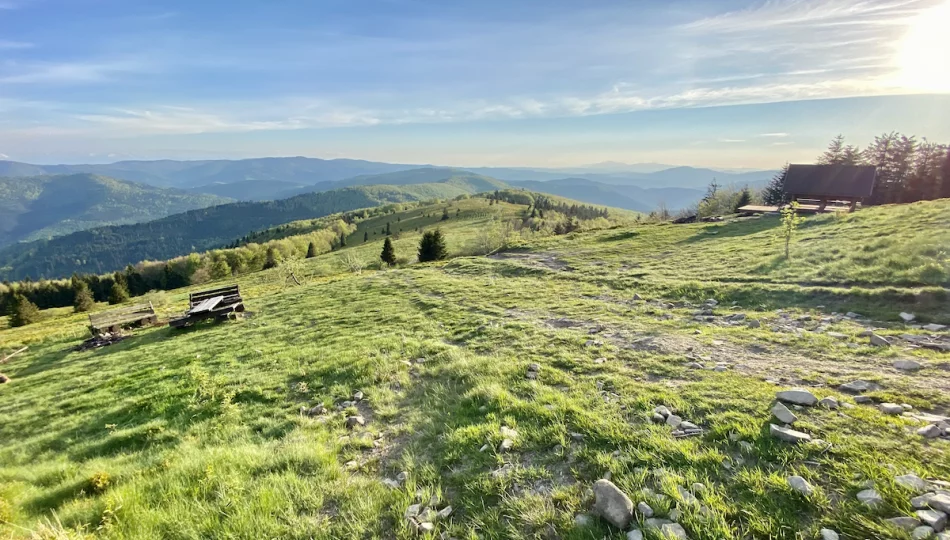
306,242,317,258
418,229,448,262
380,237,397,267
339,233,347,247
263,247,280,269
441,208,450,221
8,293,41,327
108,281,130,305
363,231,369,242
734,188,752,212
73,281,95,313
385,222,392,235
763,164,789,205
818,135,846,164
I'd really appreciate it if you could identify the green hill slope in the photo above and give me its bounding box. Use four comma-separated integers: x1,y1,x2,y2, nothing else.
330,167,510,193
1,200,948,539
0,183,482,280
0,174,231,247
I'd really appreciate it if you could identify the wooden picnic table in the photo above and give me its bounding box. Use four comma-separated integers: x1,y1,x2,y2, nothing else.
88,303,157,336
170,285,245,329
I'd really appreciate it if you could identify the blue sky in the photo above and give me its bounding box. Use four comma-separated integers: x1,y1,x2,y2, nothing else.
1,0,949,168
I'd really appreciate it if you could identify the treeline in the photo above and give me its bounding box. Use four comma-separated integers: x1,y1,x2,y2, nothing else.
0,219,354,317
0,185,446,281
764,133,950,205
486,190,613,236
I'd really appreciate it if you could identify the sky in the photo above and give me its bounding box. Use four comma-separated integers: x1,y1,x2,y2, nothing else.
1,0,949,168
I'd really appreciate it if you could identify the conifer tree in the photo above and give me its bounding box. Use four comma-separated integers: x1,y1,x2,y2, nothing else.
417,229,448,262
441,208,450,221
734,188,752,212
73,281,95,313
306,242,317,258
108,281,130,305
263,247,280,269
364,231,369,242
381,237,397,267
9,293,41,327
386,222,392,235
763,164,789,205
339,233,347,247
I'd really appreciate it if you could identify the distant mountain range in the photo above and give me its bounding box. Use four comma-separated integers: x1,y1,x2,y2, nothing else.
0,173,504,280
0,174,230,248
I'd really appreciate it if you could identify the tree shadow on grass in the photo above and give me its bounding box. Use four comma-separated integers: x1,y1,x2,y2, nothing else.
678,216,780,245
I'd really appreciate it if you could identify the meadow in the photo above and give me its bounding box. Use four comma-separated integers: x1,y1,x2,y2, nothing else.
1,198,948,539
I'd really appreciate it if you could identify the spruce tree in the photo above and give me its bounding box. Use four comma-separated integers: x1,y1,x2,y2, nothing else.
763,164,789,206
263,247,280,269
417,229,448,262
306,242,317,258
381,237,397,267
9,294,41,327
339,232,347,247
734,188,752,212
441,208,450,221
108,281,130,305
385,222,392,235
73,281,95,313
363,231,369,242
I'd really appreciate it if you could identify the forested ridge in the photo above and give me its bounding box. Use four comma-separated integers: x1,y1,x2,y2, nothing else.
0,183,474,280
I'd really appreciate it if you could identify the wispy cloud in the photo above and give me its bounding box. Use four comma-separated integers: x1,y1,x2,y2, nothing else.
0,40,33,49
759,132,790,137
718,138,746,143
0,59,149,84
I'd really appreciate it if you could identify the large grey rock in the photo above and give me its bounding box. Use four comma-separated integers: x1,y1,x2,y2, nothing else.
895,359,924,372
772,402,798,424
919,424,943,438
654,405,672,418
839,380,879,393
888,516,922,531
858,488,884,507
913,494,937,509
897,474,928,492
881,403,905,415
345,415,365,428
776,389,818,406
637,501,654,518
787,475,813,496
913,526,935,539
819,397,840,409
592,479,634,529
661,523,689,539
819,529,840,540
870,333,891,346
922,324,947,332
930,494,950,513
770,423,811,443
626,530,644,540
666,414,683,428
917,509,947,532
901,312,917,322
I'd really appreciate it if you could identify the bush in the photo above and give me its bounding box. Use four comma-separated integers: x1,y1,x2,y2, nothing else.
108,282,130,305
88,471,111,493
418,230,448,262
73,282,95,313
8,294,41,327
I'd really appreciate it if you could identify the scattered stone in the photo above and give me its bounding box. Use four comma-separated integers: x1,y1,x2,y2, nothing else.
839,380,879,394
685,362,704,369
819,528,839,540
854,395,873,404
382,478,400,489
592,479,634,529
787,475,813,496
846,312,861,319
857,488,884,507
917,509,947,532
345,415,365,429
661,522,689,539
897,474,928,492
405,504,421,519
637,502,654,518
527,363,540,373
680,421,698,430
526,371,538,380
880,403,904,415
770,424,811,443
651,412,666,423
922,324,947,332
353,390,364,401
771,402,798,424
747,319,761,328
677,485,699,506
913,494,936,509
919,425,944,438
826,332,848,340
633,293,643,301
776,389,818,406
499,438,514,451
574,514,594,527
901,312,917,322
396,471,409,484
666,414,683,428
819,397,839,409
889,516,922,531
913,526,935,539
870,333,891,347
895,359,924,372
654,405,672,418
479,443,490,452
627,530,644,540
437,506,454,520
306,403,326,416
930,494,950,513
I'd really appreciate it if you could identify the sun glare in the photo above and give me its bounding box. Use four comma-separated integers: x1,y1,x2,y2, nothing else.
897,0,950,92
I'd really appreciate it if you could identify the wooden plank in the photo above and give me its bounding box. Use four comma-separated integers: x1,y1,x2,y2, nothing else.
189,295,224,314
190,286,239,304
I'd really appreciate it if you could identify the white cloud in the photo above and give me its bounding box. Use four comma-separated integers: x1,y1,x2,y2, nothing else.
0,152,9,159
718,138,746,143
0,40,32,49
759,132,790,137
0,60,148,84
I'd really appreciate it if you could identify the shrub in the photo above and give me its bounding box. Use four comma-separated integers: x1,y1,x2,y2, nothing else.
418,230,448,262
8,294,41,327
73,282,95,313
108,282,130,305
88,471,111,493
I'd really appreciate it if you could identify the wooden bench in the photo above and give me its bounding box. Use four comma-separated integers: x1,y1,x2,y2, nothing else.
170,285,245,329
88,303,157,336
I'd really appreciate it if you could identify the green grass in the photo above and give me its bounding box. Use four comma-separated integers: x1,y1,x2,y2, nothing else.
1,199,948,539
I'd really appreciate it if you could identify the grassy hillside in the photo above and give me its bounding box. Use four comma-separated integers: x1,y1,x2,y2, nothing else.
1,200,948,539
0,183,479,281
0,174,231,247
